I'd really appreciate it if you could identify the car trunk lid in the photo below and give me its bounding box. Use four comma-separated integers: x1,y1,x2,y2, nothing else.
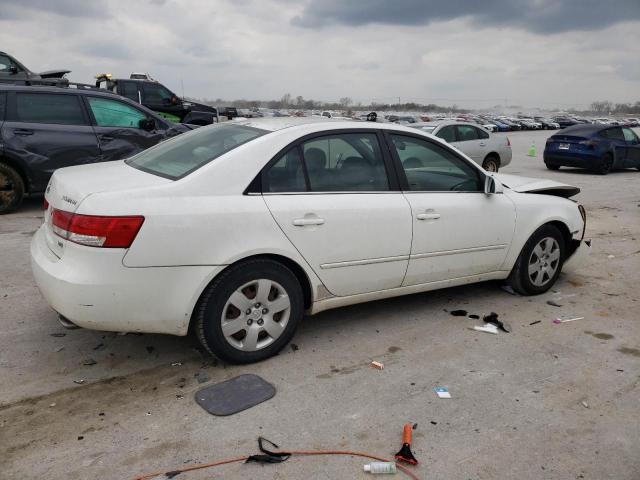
43,160,169,258
494,173,580,198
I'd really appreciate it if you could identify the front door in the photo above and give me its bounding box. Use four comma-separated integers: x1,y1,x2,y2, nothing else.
622,128,640,167
84,96,167,162
262,131,412,297
386,132,516,285
3,91,100,191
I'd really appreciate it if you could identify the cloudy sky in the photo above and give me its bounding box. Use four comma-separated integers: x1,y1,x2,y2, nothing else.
1,0,639,109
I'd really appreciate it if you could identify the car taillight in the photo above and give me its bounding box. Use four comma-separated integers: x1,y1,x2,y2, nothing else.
506,137,511,147
43,198,49,210
51,209,144,248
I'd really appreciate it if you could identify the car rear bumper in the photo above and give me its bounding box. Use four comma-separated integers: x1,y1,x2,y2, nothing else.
544,152,600,169
30,226,222,336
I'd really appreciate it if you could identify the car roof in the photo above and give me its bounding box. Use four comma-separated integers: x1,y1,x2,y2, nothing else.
0,84,128,100
230,116,442,136
411,120,478,128
557,124,607,135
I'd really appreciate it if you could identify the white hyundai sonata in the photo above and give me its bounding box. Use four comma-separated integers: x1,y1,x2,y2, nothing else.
31,118,589,363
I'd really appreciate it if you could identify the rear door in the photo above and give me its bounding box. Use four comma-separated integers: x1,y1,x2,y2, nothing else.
262,130,412,297
3,91,100,191
453,124,486,162
84,95,167,162
622,128,640,167
603,127,628,165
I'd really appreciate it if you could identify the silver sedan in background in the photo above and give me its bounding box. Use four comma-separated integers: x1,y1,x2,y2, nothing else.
411,121,512,171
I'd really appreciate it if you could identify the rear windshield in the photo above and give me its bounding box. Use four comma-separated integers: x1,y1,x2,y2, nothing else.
126,124,266,179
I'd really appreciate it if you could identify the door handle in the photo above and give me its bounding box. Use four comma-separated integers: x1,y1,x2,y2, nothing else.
479,142,486,146
99,135,115,142
416,213,441,220
14,128,34,136
293,217,325,226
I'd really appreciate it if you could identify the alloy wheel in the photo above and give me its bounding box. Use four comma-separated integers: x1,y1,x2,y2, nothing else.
221,279,291,351
528,237,560,287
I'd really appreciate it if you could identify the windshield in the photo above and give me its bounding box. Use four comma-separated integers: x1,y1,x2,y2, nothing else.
126,124,266,179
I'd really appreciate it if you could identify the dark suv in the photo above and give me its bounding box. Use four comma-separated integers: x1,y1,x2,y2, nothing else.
95,74,220,125
0,85,192,213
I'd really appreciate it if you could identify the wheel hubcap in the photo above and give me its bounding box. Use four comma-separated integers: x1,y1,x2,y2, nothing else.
486,161,497,172
221,279,291,352
528,237,561,287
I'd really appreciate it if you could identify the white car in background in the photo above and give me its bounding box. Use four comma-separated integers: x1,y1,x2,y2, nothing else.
31,118,588,363
411,120,512,171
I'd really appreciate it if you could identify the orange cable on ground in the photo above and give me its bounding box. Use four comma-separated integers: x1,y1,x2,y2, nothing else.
133,450,421,480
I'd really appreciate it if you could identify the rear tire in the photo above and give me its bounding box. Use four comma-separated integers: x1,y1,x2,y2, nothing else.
508,224,565,295
0,162,25,215
597,153,613,175
545,163,560,171
482,155,500,172
194,259,303,363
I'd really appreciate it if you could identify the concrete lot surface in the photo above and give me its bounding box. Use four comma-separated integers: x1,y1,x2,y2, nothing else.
1,129,639,479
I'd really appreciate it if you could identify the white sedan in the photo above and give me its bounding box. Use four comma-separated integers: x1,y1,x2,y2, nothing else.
411,121,511,172
31,118,589,363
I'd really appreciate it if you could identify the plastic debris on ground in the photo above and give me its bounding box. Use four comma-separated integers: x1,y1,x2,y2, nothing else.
473,324,498,334
483,312,511,332
370,361,384,370
364,461,397,474
195,374,276,416
546,300,563,307
434,387,451,399
553,316,584,324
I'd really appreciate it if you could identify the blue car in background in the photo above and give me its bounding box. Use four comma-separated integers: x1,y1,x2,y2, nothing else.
544,124,640,174
490,119,511,132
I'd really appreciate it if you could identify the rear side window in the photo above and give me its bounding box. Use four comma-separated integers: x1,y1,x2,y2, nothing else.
88,97,147,128
263,132,390,192
265,148,306,193
15,93,86,125
476,127,490,139
602,127,624,141
127,124,265,180
436,126,456,142
455,125,479,141
117,82,139,102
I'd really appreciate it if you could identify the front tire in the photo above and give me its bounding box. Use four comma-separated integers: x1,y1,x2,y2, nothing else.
508,224,565,295
194,259,303,363
545,163,560,171
0,162,25,214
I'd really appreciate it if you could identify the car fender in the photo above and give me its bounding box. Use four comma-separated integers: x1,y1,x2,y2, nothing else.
500,190,584,271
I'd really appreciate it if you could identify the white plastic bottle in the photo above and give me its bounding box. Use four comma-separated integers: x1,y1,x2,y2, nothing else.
363,462,397,474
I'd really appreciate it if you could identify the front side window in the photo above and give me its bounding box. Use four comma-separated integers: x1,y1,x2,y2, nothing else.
301,133,389,191
88,97,147,128
15,93,86,125
391,134,482,192
127,124,265,180
436,125,456,143
142,83,173,104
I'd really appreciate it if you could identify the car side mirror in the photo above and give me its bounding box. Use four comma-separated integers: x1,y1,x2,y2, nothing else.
138,118,156,131
484,175,503,195
9,65,18,75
